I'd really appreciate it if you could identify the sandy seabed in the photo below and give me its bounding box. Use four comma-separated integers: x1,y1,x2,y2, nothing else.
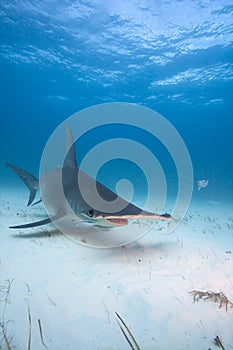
0,187,233,350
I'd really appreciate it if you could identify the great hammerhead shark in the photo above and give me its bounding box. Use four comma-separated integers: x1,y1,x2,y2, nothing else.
6,126,171,230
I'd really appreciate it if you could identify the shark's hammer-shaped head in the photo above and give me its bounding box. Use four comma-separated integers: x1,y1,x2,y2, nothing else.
81,206,171,228
7,124,171,231
63,125,171,228
63,127,172,228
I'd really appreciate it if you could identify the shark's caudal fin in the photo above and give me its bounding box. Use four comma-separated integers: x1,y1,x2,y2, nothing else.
5,162,39,206
7,126,77,230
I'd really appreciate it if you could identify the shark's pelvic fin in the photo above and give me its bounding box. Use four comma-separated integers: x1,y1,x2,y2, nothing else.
31,198,42,206
6,162,39,206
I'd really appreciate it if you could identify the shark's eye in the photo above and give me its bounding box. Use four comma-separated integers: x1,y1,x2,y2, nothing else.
87,209,94,217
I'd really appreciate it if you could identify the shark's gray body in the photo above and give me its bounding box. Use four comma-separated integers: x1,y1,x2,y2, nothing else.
7,126,171,229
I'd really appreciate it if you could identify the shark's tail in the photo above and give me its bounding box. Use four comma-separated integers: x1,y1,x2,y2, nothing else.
6,162,40,206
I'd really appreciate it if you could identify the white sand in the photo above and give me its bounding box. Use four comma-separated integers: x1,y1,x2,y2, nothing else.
1,187,233,349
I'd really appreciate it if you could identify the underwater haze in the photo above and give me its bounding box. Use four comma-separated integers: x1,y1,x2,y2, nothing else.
1,0,233,201
1,1,233,349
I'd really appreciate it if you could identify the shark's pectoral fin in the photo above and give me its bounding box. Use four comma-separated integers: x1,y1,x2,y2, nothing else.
9,217,52,229
9,213,65,229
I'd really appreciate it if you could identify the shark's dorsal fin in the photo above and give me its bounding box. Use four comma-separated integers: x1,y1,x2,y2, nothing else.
64,125,78,169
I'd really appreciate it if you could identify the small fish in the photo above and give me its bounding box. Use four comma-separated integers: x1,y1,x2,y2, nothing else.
197,179,209,191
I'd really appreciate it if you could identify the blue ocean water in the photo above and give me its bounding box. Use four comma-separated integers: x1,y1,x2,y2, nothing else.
1,3,233,349
1,0,233,205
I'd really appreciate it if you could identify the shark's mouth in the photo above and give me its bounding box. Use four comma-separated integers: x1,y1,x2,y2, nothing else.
86,209,171,228
106,218,129,226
